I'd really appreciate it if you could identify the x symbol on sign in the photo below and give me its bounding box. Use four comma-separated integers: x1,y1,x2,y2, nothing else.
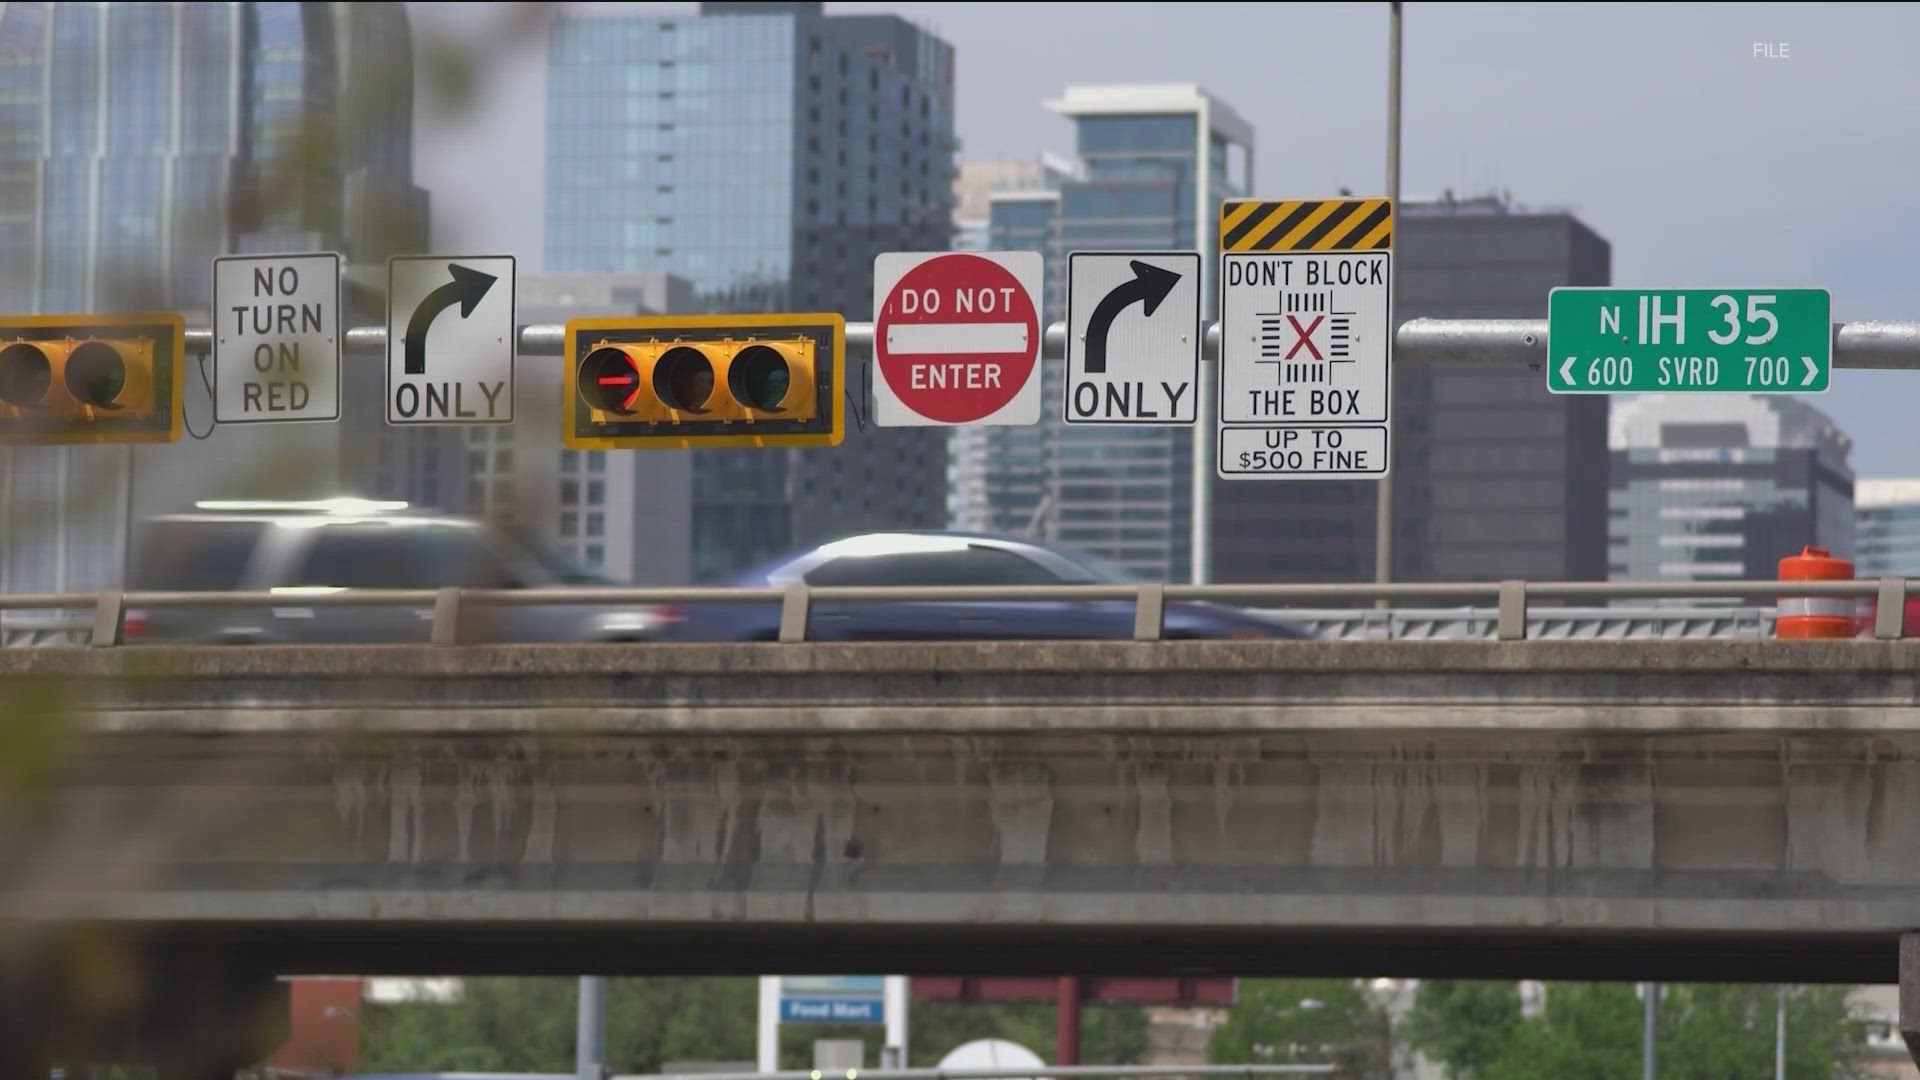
1286,315,1324,360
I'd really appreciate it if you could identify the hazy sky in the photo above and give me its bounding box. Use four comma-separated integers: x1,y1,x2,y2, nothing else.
409,1,1920,476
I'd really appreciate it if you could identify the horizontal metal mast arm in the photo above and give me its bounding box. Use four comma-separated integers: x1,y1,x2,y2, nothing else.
180,318,1920,368
1391,318,1920,369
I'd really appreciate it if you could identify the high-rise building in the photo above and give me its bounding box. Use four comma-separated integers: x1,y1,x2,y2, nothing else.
957,84,1254,581
1855,480,1920,578
1211,193,1612,584
0,1,439,600
945,185,1064,539
0,1,425,315
473,271,697,586
1608,395,1853,581
950,156,1078,253
545,1,956,582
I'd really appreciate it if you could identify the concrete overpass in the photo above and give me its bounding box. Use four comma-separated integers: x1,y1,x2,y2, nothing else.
12,637,1920,1070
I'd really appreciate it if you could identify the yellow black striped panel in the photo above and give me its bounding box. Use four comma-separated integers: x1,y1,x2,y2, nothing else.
1220,197,1393,252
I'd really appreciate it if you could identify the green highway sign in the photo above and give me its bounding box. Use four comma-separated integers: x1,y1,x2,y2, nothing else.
1547,288,1831,394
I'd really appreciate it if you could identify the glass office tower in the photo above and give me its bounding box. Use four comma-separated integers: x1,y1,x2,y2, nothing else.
0,1,433,602
1856,480,1920,578
547,1,958,581
1609,394,1854,581
962,84,1253,582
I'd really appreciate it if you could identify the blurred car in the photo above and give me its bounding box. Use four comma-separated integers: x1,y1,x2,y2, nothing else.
125,498,675,644
667,530,1314,642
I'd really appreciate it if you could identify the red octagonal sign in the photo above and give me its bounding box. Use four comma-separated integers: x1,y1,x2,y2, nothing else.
872,251,1043,426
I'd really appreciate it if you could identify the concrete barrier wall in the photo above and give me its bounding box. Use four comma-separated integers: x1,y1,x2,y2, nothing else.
5,640,1920,981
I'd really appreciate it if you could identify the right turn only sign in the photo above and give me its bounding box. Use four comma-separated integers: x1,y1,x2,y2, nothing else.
1217,196,1393,480
1063,251,1200,425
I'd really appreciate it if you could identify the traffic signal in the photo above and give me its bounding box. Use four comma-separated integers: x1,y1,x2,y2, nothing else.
0,313,185,444
564,313,844,448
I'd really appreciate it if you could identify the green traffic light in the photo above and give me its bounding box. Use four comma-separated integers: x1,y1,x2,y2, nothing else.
64,341,127,409
730,344,792,412
0,342,51,407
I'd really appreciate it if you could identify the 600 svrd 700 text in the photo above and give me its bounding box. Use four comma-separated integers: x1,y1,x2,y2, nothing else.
1576,354,1819,388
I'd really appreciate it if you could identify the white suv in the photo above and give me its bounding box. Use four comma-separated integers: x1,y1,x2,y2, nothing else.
124,500,674,645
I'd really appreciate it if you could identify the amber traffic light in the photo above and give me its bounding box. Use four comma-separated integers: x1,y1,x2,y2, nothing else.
564,314,843,449
0,314,183,444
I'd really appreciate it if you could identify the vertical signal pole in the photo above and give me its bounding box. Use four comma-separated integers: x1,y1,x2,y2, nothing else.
1375,0,1403,589
1056,976,1081,1065
1190,191,1214,587
1643,982,1658,1080
884,975,910,1068
759,976,781,1072
1190,318,1213,585
577,976,606,1080
1774,985,1786,1080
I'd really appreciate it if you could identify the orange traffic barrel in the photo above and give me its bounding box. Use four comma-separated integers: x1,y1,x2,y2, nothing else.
1777,545,1854,638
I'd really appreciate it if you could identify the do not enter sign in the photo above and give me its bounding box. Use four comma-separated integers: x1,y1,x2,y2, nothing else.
872,251,1043,426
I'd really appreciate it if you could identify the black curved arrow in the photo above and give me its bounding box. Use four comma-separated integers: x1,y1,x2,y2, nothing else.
404,263,498,375
1083,260,1183,374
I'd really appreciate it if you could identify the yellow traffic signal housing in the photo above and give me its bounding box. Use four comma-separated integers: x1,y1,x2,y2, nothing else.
578,337,818,423
0,313,184,444
564,313,843,449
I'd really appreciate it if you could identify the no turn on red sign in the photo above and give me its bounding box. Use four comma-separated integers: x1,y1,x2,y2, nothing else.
871,251,1043,426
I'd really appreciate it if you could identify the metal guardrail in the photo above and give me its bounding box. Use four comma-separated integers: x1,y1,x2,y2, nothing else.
1271,605,1779,641
0,611,91,647
176,318,1920,369
0,579,1904,648
0,604,1783,646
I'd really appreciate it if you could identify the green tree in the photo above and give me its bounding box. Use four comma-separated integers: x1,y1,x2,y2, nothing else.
358,977,1149,1074
615,977,759,1070
1208,979,1392,1080
358,977,576,1072
359,977,762,1074
1465,983,1644,1080
1402,981,1522,1079
907,1001,1147,1067
1408,982,1872,1080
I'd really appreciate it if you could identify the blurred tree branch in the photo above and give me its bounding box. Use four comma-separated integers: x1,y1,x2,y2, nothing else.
0,3,560,1073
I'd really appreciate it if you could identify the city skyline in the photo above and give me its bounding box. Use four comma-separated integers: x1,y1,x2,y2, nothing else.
410,1,1920,478
9,4,1920,1074
0,1,1907,578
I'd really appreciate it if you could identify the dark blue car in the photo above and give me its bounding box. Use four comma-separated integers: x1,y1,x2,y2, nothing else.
668,530,1313,642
